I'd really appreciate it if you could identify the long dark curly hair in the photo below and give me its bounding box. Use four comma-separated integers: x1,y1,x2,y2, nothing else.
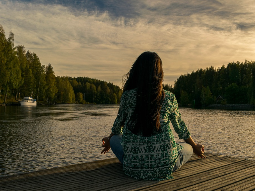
123,51,165,136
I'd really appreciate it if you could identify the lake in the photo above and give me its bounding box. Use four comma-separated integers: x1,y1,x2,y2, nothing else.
0,104,254,177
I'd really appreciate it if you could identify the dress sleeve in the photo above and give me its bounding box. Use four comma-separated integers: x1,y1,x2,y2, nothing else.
168,93,190,140
111,92,127,135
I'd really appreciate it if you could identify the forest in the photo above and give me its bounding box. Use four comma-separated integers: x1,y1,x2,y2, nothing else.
0,25,122,105
172,61,255,108
1,24,255,107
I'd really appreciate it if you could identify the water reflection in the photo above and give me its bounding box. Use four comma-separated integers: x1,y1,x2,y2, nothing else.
181,108,255,160
0,105,254,177
0,106,37,122
0,104,119,177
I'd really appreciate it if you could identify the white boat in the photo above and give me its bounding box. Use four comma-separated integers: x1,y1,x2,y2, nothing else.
20,97,37,106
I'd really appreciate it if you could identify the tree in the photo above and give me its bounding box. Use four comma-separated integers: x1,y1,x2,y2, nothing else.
9,57,23,100
29,52,44,101
201,86,214,107
163,84,174,92
38,65,47,102
0,26,10,103
84,82,91,102
225,83,240,104
110,92,117,104
45,64,58,104
180,90,190,106
216,65,228,97
76,92,84,104
21,66,35,97
251,65,255,105
16,45,27,99
62,78,75,103
56,77,75,103
0,30,20,103
228,62,240,85
172,61,255,106
90,84,97,103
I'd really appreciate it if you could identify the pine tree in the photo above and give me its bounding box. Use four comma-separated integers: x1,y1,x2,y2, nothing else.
45,64,58,104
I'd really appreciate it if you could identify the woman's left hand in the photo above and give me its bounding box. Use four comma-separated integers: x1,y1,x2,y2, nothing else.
101,137,111,154
193,144,205,158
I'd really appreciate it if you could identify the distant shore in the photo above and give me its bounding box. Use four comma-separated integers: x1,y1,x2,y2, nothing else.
207,104,254,110
1,102,255,110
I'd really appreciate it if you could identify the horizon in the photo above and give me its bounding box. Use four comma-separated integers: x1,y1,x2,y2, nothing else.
1,0,255,87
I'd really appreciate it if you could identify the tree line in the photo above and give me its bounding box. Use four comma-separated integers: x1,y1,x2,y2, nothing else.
2,24,255,107
0,25,122,104
173,61,255,108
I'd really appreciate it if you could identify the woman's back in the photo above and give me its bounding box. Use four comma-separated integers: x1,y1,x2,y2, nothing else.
101,51,205,181
112,88,190,180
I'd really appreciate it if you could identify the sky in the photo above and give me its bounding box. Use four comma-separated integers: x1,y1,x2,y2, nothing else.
1,0,255,87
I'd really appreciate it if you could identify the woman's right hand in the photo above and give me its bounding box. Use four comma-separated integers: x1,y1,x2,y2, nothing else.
184,136,205,158
193,144,205,158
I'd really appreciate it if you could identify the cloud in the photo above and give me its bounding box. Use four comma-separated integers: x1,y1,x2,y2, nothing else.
235,23,255,31
1,0,255,86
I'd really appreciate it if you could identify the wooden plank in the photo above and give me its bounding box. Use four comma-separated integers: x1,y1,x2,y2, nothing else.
215,175,255,191
177,165,255,190
0,158,119,183
134,158,255,191
80,155,235,191
1,154,255,191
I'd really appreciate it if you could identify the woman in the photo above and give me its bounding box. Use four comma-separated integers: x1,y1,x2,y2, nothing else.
101,51,205,180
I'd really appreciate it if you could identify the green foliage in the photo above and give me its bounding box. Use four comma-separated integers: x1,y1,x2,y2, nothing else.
70,77,122,104
21,67,35,97
180,90,190,106
201,86,214,107
45,64,58,104
163,84,174,92
55,76,75,103
5,25,255,106
173,61,255,107
225,83,248,104
0,25,123,105
0,27,21,103
76,92,84,104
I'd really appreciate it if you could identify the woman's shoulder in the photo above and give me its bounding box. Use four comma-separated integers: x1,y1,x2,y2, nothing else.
123,88,137,95
121,88,137,99
161,90,177,110
163,90,175,100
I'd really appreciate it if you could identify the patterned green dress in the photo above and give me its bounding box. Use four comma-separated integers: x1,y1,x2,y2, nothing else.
111,89,190,180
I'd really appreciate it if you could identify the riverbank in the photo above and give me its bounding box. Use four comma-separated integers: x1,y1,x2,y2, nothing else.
1,153,255,191
0,101,96,106
207,104,255,110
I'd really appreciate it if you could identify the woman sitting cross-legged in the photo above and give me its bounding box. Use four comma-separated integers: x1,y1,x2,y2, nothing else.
101,51,205,181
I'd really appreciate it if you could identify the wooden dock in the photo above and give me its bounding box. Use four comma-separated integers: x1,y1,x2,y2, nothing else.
1,153,255,191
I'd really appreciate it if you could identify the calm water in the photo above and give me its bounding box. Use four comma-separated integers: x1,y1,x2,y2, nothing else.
0,105,255,177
